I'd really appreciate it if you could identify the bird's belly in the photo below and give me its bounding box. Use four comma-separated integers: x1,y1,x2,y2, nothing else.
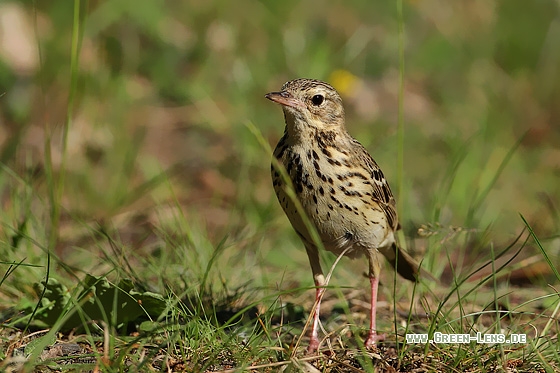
274,165,391,258
301,187,390,256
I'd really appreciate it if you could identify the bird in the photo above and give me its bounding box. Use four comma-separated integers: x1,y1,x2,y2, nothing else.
265,78,419,354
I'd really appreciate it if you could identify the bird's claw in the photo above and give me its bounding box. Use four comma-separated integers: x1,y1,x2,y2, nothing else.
364,332,386,349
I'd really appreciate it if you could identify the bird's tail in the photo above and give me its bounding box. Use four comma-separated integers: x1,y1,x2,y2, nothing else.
386,243,419,282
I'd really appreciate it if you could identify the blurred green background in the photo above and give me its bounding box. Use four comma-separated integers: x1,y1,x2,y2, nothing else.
0,0,559,300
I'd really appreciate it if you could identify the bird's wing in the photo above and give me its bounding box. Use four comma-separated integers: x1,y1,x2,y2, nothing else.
351,139,399,232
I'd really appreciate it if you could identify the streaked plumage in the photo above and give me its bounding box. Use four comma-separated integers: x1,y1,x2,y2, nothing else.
266,78,419,353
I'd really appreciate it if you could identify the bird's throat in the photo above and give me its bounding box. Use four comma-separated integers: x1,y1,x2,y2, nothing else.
283,112,317,143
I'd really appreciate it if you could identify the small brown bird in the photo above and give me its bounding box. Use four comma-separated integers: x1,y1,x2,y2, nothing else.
266,78,419,353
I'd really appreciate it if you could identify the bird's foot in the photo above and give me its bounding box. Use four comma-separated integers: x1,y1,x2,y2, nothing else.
364,332,386,349
306,337,320,355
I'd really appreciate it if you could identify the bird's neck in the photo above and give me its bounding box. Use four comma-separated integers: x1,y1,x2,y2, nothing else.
282,126,346,156
283,113,346,146
283,112,309,142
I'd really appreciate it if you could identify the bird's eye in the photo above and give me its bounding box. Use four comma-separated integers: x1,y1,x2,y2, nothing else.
311,94,324,106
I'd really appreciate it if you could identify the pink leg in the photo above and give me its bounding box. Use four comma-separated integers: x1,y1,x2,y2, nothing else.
303,245,325,354
307,283,324,354
364,275,385,348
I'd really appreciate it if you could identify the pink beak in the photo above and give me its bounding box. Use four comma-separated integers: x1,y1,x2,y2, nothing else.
265,91,304,109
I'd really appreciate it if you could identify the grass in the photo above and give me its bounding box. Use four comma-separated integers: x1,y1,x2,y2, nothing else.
1,0,559,372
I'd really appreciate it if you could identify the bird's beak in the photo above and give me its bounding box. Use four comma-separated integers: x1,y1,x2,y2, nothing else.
265,91,304,109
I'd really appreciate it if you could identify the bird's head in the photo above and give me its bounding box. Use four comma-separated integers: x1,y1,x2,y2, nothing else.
265,78,346,133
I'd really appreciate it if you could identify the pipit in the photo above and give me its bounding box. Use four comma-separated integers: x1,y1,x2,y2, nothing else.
265,78,419,353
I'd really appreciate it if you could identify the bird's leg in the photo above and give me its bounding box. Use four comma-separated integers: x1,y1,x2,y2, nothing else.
365,253,385,348
364,274,385,348
304,245,325,354
308,276,325,353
